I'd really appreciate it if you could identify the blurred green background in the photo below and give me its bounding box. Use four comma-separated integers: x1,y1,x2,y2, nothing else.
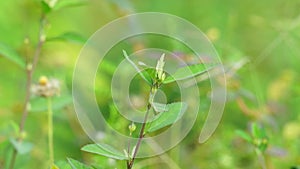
0,0,300,169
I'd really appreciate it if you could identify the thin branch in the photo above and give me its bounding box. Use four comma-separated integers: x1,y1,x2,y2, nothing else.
128,86,156,169
8,14,46,169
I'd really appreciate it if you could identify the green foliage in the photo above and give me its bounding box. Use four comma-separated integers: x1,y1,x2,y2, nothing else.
0,42,25,68
163,63,214,84
47,32,87,44
41,1,52,14
53,0,88,11
42,0,87,14
236,123,269,153
235,130,252,143
123,50,153,85
10,139,33,155
81,144,128,160
147,102,187,133
0,0,299,168
30,95,72,112
68,158,92,169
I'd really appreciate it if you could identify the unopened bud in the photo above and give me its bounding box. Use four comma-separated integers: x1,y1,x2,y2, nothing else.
155,54,165,81
39,76,48,86
128,122,136,136
26,63,32,71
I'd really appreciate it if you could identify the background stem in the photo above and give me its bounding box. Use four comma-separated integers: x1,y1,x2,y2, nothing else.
8,15,46,169
48,97,54,165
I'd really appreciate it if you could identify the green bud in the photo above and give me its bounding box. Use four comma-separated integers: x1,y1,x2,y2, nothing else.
155,54,165,81
128,122,136,136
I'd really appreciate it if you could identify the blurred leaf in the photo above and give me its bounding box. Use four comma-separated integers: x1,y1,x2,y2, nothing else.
55,160,72,169
123,50,152,85
53,0,88,11
147,102,187,133
251,123,266,138
163,63,213,84
140,68,155,85
41,1,52,14
236,130,252,143
30,95,72,112
81,144,128,160
51,164,59,169
47,32,87,44
67,158,91,169
0,42,25,68
10,138,33,155
0,121,19,137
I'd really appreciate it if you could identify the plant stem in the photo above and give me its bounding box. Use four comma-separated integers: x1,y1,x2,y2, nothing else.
128,103,151,169
48,97,54,165
128,87,156,169
8,14,46,169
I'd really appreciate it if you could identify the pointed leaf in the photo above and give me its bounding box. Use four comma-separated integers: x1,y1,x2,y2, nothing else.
236,130,252,143
47,32,87,44
41,1,52,14
0,43,25,68
81,144,127,160
251,123,267,138
123,50,152,85
163,64,214,84
147,102,187,133
67,158,92,169
53,0,88,11
55,160,72,169
10,138,33,155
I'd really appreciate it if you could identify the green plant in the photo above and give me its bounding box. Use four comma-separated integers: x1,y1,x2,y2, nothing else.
0,1,86,168
236,123,269,169
69,50,212,168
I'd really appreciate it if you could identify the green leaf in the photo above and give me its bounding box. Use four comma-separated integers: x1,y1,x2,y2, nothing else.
139,68,155,85
10,138,33,155
67,158,91,169
81,144,128,160
41,1,52,14
0,42,25,68
30,95,72,112
55,160,72,169
53,0,87,11
147,102,187,133
236,130,252,143
51,164,59,169
163,63,214,84
251,123,267,138
123,50,152,85
47,32,87,44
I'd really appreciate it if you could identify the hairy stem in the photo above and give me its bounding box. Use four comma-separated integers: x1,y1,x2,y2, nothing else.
8,14,46,169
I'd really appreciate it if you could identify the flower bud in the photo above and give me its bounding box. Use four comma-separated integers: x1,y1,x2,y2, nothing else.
39,76,48,86
155,54,165,82
128,122,136,136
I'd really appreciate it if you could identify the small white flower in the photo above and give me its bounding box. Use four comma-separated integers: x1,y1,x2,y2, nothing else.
31,76,60,97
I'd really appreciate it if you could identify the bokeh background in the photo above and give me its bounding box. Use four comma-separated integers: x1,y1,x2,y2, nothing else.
0,0,300,169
